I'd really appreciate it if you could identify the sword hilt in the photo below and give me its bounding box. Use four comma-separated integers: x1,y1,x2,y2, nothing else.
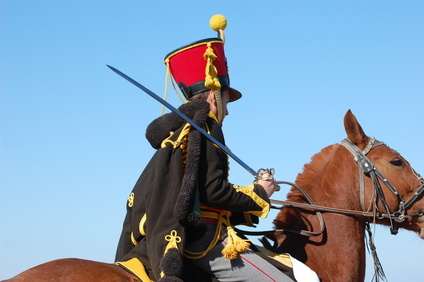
255,168,280,191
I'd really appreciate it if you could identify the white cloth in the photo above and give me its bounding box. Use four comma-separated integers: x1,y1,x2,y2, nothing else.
289,255,320,282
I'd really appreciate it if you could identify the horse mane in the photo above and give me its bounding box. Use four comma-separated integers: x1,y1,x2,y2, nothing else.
287,143,339,202
271,144,340,235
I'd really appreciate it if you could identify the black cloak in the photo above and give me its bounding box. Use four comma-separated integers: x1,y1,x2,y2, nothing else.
115,100,271,281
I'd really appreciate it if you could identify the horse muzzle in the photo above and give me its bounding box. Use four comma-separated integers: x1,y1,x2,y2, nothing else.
419,215,424,239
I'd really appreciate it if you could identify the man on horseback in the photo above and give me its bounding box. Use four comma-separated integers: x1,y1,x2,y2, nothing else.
114,15,301,282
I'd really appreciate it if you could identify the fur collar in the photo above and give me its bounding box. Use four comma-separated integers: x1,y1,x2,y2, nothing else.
145,100,210,149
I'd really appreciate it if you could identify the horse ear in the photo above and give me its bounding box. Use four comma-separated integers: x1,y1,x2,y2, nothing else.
344,109,369,149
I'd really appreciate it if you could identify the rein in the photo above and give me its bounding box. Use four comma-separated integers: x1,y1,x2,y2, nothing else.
237,138,424,237
269,198,423,220
237,138,424,282
236,181,326,237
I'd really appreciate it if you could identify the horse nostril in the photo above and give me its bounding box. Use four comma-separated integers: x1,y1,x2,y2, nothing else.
418,212,424,223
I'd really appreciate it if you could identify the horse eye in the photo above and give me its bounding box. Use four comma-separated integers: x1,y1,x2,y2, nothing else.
390,159,403,166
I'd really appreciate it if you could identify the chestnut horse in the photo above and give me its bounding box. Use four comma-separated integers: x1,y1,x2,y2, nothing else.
3,110,423,282
264,110,424,282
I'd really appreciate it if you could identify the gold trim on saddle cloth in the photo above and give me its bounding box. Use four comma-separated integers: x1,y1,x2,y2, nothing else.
115,258,153,282
255,246,293,269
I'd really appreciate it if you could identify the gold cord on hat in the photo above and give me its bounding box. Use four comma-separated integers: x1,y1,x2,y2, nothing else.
161,58,171,116
162,58,187,116
214,90,223,125
203,42,224,123
207,14,228,124
203,42,221,92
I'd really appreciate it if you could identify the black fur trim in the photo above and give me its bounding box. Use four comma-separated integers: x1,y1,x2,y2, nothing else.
146,113,184,149
160,248,184,278
146,100,210,149
185,213,207,244
174,105,209,228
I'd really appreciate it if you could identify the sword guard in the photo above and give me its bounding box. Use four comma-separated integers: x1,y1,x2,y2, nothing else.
255,168,280,191
255,168,275,181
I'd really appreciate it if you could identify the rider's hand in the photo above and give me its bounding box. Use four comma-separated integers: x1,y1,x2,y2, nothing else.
256,171,279,197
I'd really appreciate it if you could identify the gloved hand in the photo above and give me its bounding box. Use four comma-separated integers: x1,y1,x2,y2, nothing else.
255,169,280,197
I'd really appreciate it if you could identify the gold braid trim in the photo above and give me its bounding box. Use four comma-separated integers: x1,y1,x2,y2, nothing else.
130,232,138,245
232,184,270,218
163,230,182,254
139,213,147,236
130,213,147,246
166,40,222,62
128,192,134,207
161,123,191,149
160,230,182,278
184,211,226,259
184,210,252,260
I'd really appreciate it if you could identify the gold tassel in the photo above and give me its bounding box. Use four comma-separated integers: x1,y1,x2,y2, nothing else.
221,226,250,260
203,43,221,91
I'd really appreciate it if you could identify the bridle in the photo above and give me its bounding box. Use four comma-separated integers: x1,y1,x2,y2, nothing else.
340,137,424,234
238,138,424,282
336,137,423,281
239,137,424,237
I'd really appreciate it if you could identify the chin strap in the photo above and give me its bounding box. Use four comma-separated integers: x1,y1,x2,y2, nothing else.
214,89,223,124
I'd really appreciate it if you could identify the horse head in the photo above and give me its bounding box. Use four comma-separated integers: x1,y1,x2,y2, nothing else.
266,110,424,281
343,109,424,236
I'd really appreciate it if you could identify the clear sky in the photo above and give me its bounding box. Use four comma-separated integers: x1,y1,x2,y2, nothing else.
1,0,423,281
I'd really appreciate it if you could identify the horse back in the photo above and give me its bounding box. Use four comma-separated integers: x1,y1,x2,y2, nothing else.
2,258,139,282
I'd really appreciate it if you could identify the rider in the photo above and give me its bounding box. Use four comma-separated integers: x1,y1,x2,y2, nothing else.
114,15,304,282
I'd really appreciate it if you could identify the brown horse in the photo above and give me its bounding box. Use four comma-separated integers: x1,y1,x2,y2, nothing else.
264,109,424,282
3,110,423,282
1,258,139,282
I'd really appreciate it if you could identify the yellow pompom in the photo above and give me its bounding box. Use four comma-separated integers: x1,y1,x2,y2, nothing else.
210,14,227,31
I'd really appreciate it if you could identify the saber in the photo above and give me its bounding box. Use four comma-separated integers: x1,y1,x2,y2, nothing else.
107,65,257,177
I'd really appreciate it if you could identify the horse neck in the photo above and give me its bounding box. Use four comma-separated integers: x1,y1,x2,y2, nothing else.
278,144,367,281
293,144,365,209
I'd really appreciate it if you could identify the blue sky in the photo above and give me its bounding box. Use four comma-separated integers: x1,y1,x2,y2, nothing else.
1,0,423,280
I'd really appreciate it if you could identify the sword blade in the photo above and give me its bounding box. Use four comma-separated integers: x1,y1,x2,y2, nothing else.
107,65,257,177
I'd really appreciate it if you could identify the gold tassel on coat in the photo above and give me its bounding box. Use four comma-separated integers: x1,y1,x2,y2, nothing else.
221,226,250,260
